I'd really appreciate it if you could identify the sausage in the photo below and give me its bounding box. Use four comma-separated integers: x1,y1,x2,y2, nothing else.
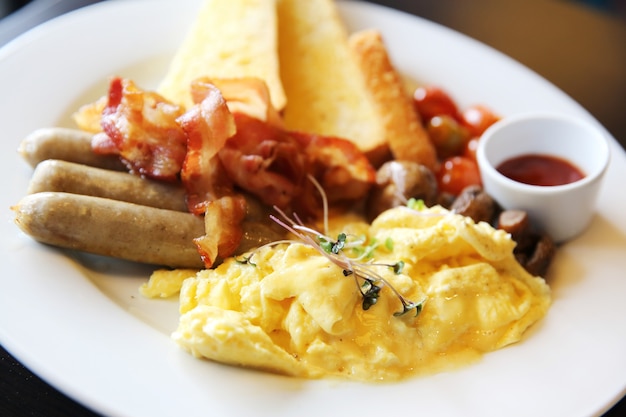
18,127,126,170
28,159,188,212
13,192,205,268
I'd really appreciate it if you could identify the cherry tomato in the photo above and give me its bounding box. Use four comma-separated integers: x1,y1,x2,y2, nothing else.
426,115,470,159
413,86,461,122
436,156,482,196
464,137,480,162
461,105,500,137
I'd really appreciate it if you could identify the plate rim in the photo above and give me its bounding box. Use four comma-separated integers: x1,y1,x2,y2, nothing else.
1,1,625,416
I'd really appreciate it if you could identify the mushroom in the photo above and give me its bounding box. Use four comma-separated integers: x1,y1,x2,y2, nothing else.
449,185,497,224
366,160,438,221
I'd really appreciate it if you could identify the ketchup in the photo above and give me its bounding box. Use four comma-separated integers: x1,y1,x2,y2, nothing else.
496,154,585,186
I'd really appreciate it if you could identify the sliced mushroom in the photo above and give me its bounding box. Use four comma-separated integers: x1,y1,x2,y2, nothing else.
498,209,556,277
449,185,497,224
366,161,438,221
523,234,556,277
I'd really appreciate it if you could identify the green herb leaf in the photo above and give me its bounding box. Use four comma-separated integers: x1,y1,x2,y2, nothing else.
235,254,257,267
392,260,405,274
407,198,426,211
361,280,381,310
393,299,424,317
270,203,423,320
331,233,347,254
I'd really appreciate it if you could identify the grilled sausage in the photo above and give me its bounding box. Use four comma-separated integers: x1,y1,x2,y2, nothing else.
18,127,126,170
28,159,188,212
13,192,205,268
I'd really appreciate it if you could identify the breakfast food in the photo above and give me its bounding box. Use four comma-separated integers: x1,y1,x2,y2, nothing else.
348,30,437,170
151,205,551,381
12,0,553,382
19,127,125,171
14,192,206,268
157,0,285,111
28,159,188,211
277,0,436,169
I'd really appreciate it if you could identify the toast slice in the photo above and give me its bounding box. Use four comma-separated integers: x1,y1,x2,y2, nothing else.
277,0,388,166
157,0,286,111
277,0,435,169
348,29,437,170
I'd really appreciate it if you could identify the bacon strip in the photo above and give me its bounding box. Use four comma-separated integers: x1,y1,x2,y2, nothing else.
218,113,307,209
91,77,376,267
293,132,377,203
177,83,237,215
194,194,247,268
191,77,283,127
96,77,187,181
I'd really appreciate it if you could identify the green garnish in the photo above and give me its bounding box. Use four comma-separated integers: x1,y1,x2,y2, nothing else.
361,279,382,310
268,206,424,319
235,254,257,267
407,198,426,211
393,298,424,317
240,175,425,319
392,260,405,274
322,232,346,254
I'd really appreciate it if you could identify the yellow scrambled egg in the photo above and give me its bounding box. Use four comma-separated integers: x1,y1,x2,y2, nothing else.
142,206,551,382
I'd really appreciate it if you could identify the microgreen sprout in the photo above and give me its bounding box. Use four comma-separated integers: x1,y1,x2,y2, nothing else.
407,198,426,211
360,279,382,310
239,175,425,318
392,260,405,274
235,253,257,267
394,298,424,317
267,206,424,318
320,232,347,254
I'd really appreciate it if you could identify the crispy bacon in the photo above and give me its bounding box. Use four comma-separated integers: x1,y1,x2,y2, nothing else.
96,77,187,181
191,77,283,127
219,113,307,209
218,114,376,217
292,132,376,208
91,77,376,266
194,195,247,268
177,83,244,268
177,83,237,215
189,77,376,216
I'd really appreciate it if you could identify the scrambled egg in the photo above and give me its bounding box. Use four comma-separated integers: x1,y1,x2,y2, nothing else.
142,206,551,382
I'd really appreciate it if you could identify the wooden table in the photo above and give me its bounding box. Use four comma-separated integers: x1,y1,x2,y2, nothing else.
1,1,625,416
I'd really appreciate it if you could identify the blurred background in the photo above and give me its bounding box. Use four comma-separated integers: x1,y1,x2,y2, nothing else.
1,0,626,28
1,0,625,45
1,0,624,144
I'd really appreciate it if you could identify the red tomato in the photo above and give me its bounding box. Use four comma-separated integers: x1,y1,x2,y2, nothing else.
464,137,480,161
461,105,500,137
437,156,482,196
413,86,461,122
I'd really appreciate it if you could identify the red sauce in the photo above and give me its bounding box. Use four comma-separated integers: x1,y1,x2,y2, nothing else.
496,154,585,186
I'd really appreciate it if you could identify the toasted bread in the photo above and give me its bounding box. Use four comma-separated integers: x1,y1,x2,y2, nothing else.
277,0,435,169
348,29,437,170
157,0,286,111
277,0,389,166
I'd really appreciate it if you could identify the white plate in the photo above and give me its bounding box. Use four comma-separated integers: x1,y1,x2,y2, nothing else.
1,1,625,416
